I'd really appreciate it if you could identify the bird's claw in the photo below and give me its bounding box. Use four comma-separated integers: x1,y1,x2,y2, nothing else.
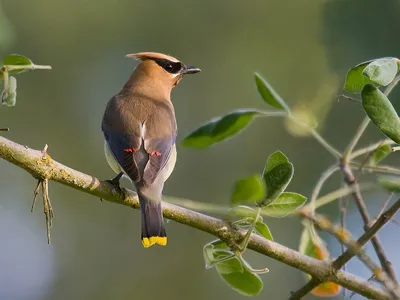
100,172,124,202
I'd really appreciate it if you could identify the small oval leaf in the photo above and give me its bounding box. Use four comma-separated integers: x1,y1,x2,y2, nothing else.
362,57,399,87
203,243,215,268
263,150,289,173
378,176,400,193
261,162,294,206
368,144,392,166
182,110,260,148
344,60,375,93
203,240,234,269
1,76,17,107
362,84,400,143
261,192,307,217
231,175,266,205
215,257,244,274
230,205,258,219
217,266,263,296
3,54,33,74
255,222,273,241
254,73,289,111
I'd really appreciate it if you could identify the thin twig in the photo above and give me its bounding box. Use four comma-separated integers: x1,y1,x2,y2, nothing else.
333,197,400,269
301,183,373,212
341,163,398,283
384,75,400,97
344,117,371,162
289,278,321,300
31,179,41,212
5,64,52,71
351,163,400,175
309,165,340,211
338,94,361,103
310,129,342,158
286,114,341,158
350,139,394,160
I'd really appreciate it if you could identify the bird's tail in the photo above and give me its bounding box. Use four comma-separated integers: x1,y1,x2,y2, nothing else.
137,189,167,248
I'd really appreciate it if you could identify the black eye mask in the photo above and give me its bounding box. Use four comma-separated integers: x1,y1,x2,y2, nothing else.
154,59,183,74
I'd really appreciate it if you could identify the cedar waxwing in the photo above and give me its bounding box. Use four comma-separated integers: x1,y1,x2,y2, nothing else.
101,52,200,248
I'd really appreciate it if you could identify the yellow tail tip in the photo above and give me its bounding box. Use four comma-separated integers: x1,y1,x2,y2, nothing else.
142,236,167,248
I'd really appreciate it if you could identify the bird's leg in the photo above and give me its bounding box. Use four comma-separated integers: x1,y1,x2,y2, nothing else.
100,172,124,202
107,172,124,189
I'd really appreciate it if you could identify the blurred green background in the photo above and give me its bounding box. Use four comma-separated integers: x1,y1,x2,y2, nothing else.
1,1,400,299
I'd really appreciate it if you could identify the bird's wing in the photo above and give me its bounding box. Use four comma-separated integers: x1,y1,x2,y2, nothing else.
102,96,143,183
103,130,142,182
142,103,177,185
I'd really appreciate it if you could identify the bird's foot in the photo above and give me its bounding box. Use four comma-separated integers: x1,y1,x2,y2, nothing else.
100,172,124,202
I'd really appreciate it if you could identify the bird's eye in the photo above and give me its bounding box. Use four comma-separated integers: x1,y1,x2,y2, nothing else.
165,63,174,72
154,59,182,74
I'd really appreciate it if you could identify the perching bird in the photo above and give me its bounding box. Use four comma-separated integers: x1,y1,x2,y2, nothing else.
101,52,200,248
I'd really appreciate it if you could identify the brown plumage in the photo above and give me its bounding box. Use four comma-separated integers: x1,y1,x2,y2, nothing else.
101,52,200,247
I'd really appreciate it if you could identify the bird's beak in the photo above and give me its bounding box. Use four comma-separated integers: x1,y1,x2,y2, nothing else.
181,65,201,75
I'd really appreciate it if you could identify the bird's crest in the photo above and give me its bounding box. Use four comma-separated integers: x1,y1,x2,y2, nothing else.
126,52,179,63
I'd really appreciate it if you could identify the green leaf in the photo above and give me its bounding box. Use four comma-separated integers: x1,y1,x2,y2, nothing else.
378,176,400,193
182,110,261,148
215,257,244,274
1,76,17,107
3,54,33,74
254,73,289,111
368,144,392,166
210,239,230,250
203,240,234,269
344,60,375,93
230,205,258,218
362,84,400,143
231,175,266,205
362,58,399,87
255,222,273,241
261,192,307,217
261,151,294,205
264,162,294,203
217,265,263,296
203,243,215,268
263,151,289,173
206,240,264,296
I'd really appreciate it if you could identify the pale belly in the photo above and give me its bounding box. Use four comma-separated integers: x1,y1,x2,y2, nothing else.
103,141,177,183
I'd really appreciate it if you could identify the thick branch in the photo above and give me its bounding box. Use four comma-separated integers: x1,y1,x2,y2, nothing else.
0,136,391,300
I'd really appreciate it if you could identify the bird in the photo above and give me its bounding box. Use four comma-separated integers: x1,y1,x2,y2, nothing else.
101,52,200,248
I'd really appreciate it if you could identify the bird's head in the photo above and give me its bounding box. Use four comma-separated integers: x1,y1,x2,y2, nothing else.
126,52,200,88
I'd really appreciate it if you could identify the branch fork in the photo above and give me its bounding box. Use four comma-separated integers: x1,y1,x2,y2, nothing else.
30,144,54,244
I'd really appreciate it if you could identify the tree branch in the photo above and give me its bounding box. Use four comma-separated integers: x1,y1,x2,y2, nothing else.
0,136,391,300
291,197,400,299
341,162,398,283
299,210,400,298
333,197,400,269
